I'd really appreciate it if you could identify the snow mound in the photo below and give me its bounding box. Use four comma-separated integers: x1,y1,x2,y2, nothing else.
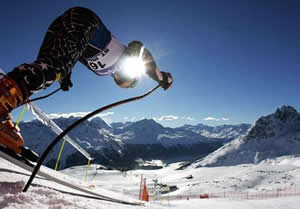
0,181,88,209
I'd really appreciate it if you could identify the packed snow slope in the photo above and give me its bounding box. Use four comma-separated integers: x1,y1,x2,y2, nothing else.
1,152,300,209
64,154,300,209
193,105,300,167
0,156,149,209
63,155,300,196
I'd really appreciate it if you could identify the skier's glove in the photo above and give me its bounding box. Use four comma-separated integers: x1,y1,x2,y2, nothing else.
59,75,73,91
159,71,173,90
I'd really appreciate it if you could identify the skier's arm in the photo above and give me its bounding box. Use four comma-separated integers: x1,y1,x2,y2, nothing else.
142,48,173,90
115,40,173,90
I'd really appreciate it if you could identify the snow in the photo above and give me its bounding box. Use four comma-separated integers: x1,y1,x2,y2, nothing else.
1,105,300,208
1,154,300,208
0,157,146,209
162,198,300,209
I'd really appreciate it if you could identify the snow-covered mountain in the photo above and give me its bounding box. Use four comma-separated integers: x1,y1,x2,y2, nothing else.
19,117,249,169
179,123,250,141
193,105,300,168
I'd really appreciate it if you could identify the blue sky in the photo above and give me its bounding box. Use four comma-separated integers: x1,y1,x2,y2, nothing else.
0,0,299,127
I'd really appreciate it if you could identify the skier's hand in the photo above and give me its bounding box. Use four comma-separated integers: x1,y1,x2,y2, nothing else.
159,71,173,90
59,75,73,91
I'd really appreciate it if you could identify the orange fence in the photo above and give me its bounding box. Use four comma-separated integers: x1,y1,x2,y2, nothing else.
151,185,300,201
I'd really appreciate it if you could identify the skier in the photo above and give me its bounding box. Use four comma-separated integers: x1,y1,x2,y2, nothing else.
0,7,173,160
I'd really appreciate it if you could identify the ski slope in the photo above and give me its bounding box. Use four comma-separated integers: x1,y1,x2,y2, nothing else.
1,155,300,208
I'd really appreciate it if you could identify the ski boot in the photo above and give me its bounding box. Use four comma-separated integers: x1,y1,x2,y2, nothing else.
0,74,39,162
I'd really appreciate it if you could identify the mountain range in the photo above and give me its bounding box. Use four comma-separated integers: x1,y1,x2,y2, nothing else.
20,105,300,170
19,115,250,169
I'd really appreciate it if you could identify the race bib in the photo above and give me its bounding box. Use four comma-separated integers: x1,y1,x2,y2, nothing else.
87,36,125,76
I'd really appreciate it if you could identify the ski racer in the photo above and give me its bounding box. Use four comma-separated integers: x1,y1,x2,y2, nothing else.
0,7,173,160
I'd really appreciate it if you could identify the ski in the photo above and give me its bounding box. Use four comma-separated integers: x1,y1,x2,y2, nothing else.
0,146,144,206
30,183,142,205
0,145,35,167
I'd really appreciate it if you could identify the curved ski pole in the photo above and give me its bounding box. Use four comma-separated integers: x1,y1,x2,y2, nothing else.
23,84,161,192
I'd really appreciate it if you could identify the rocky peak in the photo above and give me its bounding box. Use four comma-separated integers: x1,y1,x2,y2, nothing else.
247,105,300,140
90,117,111,130
274,105,298,122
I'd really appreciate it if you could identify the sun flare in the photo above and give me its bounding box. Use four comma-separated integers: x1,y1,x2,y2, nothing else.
122,57,146,79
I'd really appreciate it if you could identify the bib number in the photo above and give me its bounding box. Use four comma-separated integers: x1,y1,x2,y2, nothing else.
88,49,110,70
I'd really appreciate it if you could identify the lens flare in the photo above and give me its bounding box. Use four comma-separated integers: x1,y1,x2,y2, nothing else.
122,57,146,79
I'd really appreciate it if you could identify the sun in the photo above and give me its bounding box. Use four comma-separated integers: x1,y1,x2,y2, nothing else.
121,57,146,79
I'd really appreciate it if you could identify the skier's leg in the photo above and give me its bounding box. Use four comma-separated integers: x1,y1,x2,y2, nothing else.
8,7,100,96
0,74,25,154
0,7,100,155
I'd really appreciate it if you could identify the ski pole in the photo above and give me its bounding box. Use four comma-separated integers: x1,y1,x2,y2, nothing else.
19,88,61,106
23,84,161,192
